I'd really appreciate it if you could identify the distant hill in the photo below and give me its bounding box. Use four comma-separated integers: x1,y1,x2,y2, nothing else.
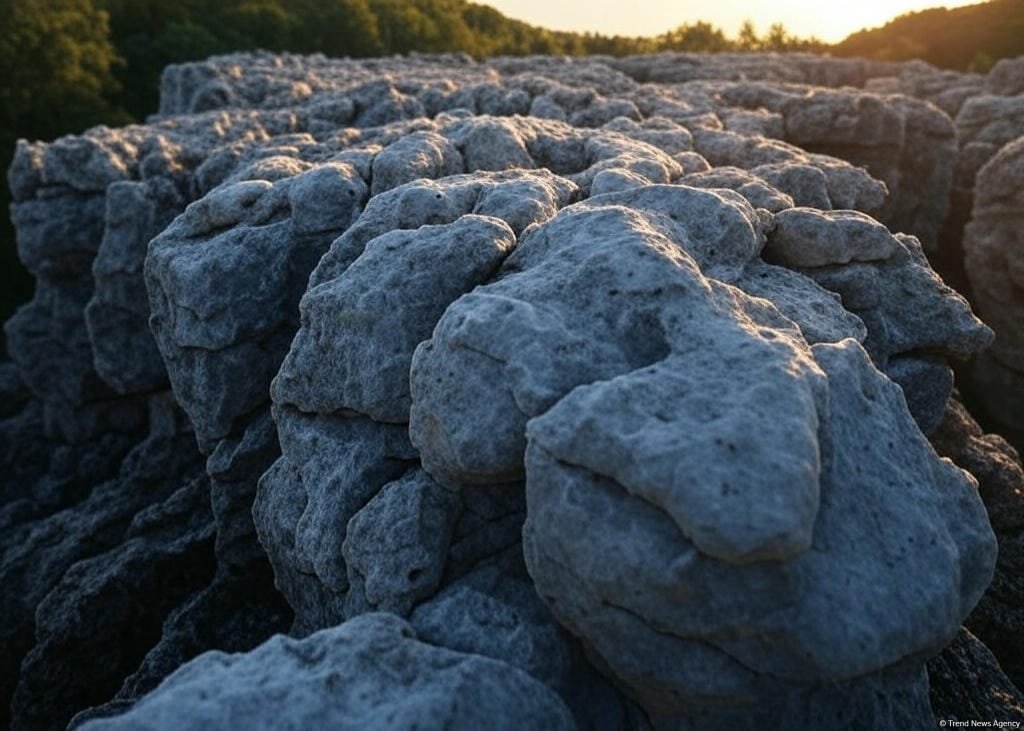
834,0,1024,71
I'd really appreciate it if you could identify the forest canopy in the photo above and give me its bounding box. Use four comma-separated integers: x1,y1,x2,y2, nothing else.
833,0,1024,72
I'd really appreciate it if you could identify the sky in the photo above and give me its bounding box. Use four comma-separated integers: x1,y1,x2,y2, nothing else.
480,1,981,43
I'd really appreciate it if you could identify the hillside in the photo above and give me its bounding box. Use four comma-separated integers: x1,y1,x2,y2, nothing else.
834,0,1024,70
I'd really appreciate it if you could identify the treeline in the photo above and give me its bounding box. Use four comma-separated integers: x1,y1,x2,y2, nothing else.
99,1,825,118
0,0,124,343
834,0,1024,71
2,0,828,136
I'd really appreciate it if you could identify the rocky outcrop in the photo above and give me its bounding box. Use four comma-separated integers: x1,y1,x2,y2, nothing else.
77,613,577,731
963,136,1024,444
928,628,1024,724
3,50,1022,730
930,396,1024,689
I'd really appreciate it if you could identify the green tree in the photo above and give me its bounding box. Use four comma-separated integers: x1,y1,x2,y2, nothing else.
737,20,761,51
100,0,225,118
215,0,292,51
764,22,789,51
1,0,122,141
834,0,1024,70
658,21,732,52
370,0,477,54
0,0,123,352
285,0,382,57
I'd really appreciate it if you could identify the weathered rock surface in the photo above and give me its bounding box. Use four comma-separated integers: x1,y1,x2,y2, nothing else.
963,136,1024,444
12,474,217,731
77,613,576,731
942,84,1024,298
928,628,1024,724
524,335,991,726
3,49,1022,730
930,396,1024,690
767,211,993,433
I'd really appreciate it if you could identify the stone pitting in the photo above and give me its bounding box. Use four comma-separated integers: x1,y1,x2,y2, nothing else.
2,50,1023,731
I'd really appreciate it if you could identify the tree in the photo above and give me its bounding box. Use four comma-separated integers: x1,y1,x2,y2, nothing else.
0,0,123,350
737,20,761,51
0,0,122,142
286,0,382,58
100,0,226,118
658,22,732,53
834,0,1024,70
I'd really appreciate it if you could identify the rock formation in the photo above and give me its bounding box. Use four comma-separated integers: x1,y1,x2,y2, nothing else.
2,50,1023,730
963,136,1024,446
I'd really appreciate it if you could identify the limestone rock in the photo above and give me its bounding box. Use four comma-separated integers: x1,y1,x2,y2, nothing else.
770,215,992,432
342,469,461,617
145,167,366,447
275,215,515,422
767,207,898,268
964,136,1024,442
680,166,795,212
255,410,417,633
85,179,188,395
410,565,640,730
987,58,1024,97
409,188,768,487
79,613,576,731
524,339,993,725
11,474,217,731
930,397,1024,689
928,628,1024,724
3,49,1017,731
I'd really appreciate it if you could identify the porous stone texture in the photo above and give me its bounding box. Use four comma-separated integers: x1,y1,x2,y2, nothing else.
848,56,1024,306
3,50,1022,730
963,136,1024,445
930,396,1024,690
77,613,577,731
928,628,1024,724
766,211,993,434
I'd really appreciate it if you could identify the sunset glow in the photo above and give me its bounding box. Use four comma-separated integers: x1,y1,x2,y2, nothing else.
481,0,983,43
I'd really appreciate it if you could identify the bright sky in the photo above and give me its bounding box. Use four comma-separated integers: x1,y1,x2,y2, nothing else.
480,1,981,43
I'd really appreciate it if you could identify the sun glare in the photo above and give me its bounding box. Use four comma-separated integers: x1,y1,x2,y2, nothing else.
483,0,983,43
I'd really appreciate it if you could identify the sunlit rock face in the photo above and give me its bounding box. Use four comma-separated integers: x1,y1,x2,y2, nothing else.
865,55,1024,302
964,136,1024,443
2,50,1022,731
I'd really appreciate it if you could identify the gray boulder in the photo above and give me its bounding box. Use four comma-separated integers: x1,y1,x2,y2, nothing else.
987,58,1024,97
930,396,1024,689
964,136,1024,442
928,628,1024,723
409,186,769,487
274,215,516,422
79,613,576,731
768,212,992,433
146,166,367,447
3,48,1018,731
524,336,994,727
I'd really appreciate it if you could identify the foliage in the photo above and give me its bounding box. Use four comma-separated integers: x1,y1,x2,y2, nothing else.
0,0,124,355
1,0,122,141
834,0,1024,70
93,1,833,121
